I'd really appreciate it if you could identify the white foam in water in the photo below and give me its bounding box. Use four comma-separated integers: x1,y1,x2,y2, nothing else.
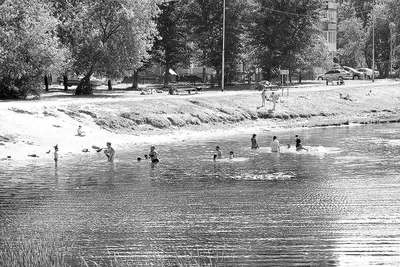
281,146,341,155
233,172,296,181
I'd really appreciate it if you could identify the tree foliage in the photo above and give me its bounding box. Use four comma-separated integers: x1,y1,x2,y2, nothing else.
246,0,324,80
0,0,69,99
185,0,245,85
151,0,191,87
52,0,160,94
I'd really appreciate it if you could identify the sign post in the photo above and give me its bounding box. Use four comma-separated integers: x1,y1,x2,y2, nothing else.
280,70,289,96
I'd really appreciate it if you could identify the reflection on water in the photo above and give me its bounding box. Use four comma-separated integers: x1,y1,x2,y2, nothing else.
1,124,400,266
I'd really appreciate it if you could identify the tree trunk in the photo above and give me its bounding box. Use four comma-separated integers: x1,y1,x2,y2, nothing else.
132,70,139,90
63,75,68,91
163,64,169,88
202,67,206,83
299,71,302,83
75,73,93,95
44,75,49,92
108,80,112,90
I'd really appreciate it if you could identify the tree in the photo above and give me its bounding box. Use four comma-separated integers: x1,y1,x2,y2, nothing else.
52,0,160,95
0,0,69,99
185,0,246,86
246,0,323,81
337,2,367,67
151,0,191,88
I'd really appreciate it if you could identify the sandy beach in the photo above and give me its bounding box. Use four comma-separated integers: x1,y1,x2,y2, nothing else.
1,79,400,161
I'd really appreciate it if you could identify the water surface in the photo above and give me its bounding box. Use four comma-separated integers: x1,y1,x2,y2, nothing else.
1,124,400,266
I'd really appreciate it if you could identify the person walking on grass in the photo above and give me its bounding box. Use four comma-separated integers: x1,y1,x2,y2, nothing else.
251,134,259,149
271,92,279,111
261,89,267,107
270,136,280,152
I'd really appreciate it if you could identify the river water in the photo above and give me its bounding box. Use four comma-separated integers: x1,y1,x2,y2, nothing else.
1,124,400,266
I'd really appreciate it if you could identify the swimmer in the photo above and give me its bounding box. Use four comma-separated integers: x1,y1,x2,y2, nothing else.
229,151,235,159
149,146,159,163
104,142,116,162
270,136,280,152
213,154,217,161
215,146,222,159
251,134,259,149
54,144,58,167
295,135,308,151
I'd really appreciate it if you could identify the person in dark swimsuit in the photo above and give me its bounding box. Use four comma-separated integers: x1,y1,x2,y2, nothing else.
295,135,308,151
149,146,159,163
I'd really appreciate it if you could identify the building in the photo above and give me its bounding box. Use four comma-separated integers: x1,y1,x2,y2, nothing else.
322,0,338,54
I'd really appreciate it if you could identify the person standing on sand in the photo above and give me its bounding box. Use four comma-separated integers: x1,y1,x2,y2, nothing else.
77,125,85,136
295,135,308,151
104,142,116,162
251,134,259,149
149,146,159,163
270,136,280,152
54,144,59,167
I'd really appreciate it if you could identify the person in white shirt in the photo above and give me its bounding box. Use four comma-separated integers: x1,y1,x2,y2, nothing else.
270,136,280,152
271,92,279,111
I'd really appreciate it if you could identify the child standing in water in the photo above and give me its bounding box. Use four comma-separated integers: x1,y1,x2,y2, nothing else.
251,134,259,149
149,146,159,163
54,144,59,167
215,146,222,159
104,142,116,162
270,136,280,152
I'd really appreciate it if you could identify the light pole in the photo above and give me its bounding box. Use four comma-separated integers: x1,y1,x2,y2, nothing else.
389,22,395,78
372,1,375,82
221,0,226,92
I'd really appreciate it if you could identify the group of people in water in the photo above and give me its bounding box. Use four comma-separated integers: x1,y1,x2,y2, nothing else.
49,124,308,166
213,133,308,161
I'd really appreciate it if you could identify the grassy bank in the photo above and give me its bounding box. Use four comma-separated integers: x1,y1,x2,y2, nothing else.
1,80,400,160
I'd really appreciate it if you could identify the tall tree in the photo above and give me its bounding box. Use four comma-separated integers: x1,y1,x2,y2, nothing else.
151,0,191,88
246,0,323,81
52,0,160,95
337,1,367,67
185,0,246,86
0,0,69,99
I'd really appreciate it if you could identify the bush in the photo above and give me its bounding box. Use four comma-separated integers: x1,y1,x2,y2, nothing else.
0,76,42,99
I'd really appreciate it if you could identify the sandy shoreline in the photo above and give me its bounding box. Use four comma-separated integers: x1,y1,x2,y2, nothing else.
1,79,400,162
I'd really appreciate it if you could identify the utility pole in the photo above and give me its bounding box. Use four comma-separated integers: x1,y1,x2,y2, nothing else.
372,0,375,82
221,0,226,92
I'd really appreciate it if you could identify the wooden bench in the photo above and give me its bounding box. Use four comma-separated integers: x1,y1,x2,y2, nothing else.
184,87,203,94
326,79,345,86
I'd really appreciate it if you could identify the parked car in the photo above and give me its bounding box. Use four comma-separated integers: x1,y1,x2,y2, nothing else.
342,66,363,80
317,69,352,80
357,68,380,79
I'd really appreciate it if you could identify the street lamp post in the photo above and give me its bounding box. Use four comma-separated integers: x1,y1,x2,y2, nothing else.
372,2,375,82
389,22,395,79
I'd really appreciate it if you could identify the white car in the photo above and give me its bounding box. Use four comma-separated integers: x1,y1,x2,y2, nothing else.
342,66,363,80
317,69,352,80
357,68,380,79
